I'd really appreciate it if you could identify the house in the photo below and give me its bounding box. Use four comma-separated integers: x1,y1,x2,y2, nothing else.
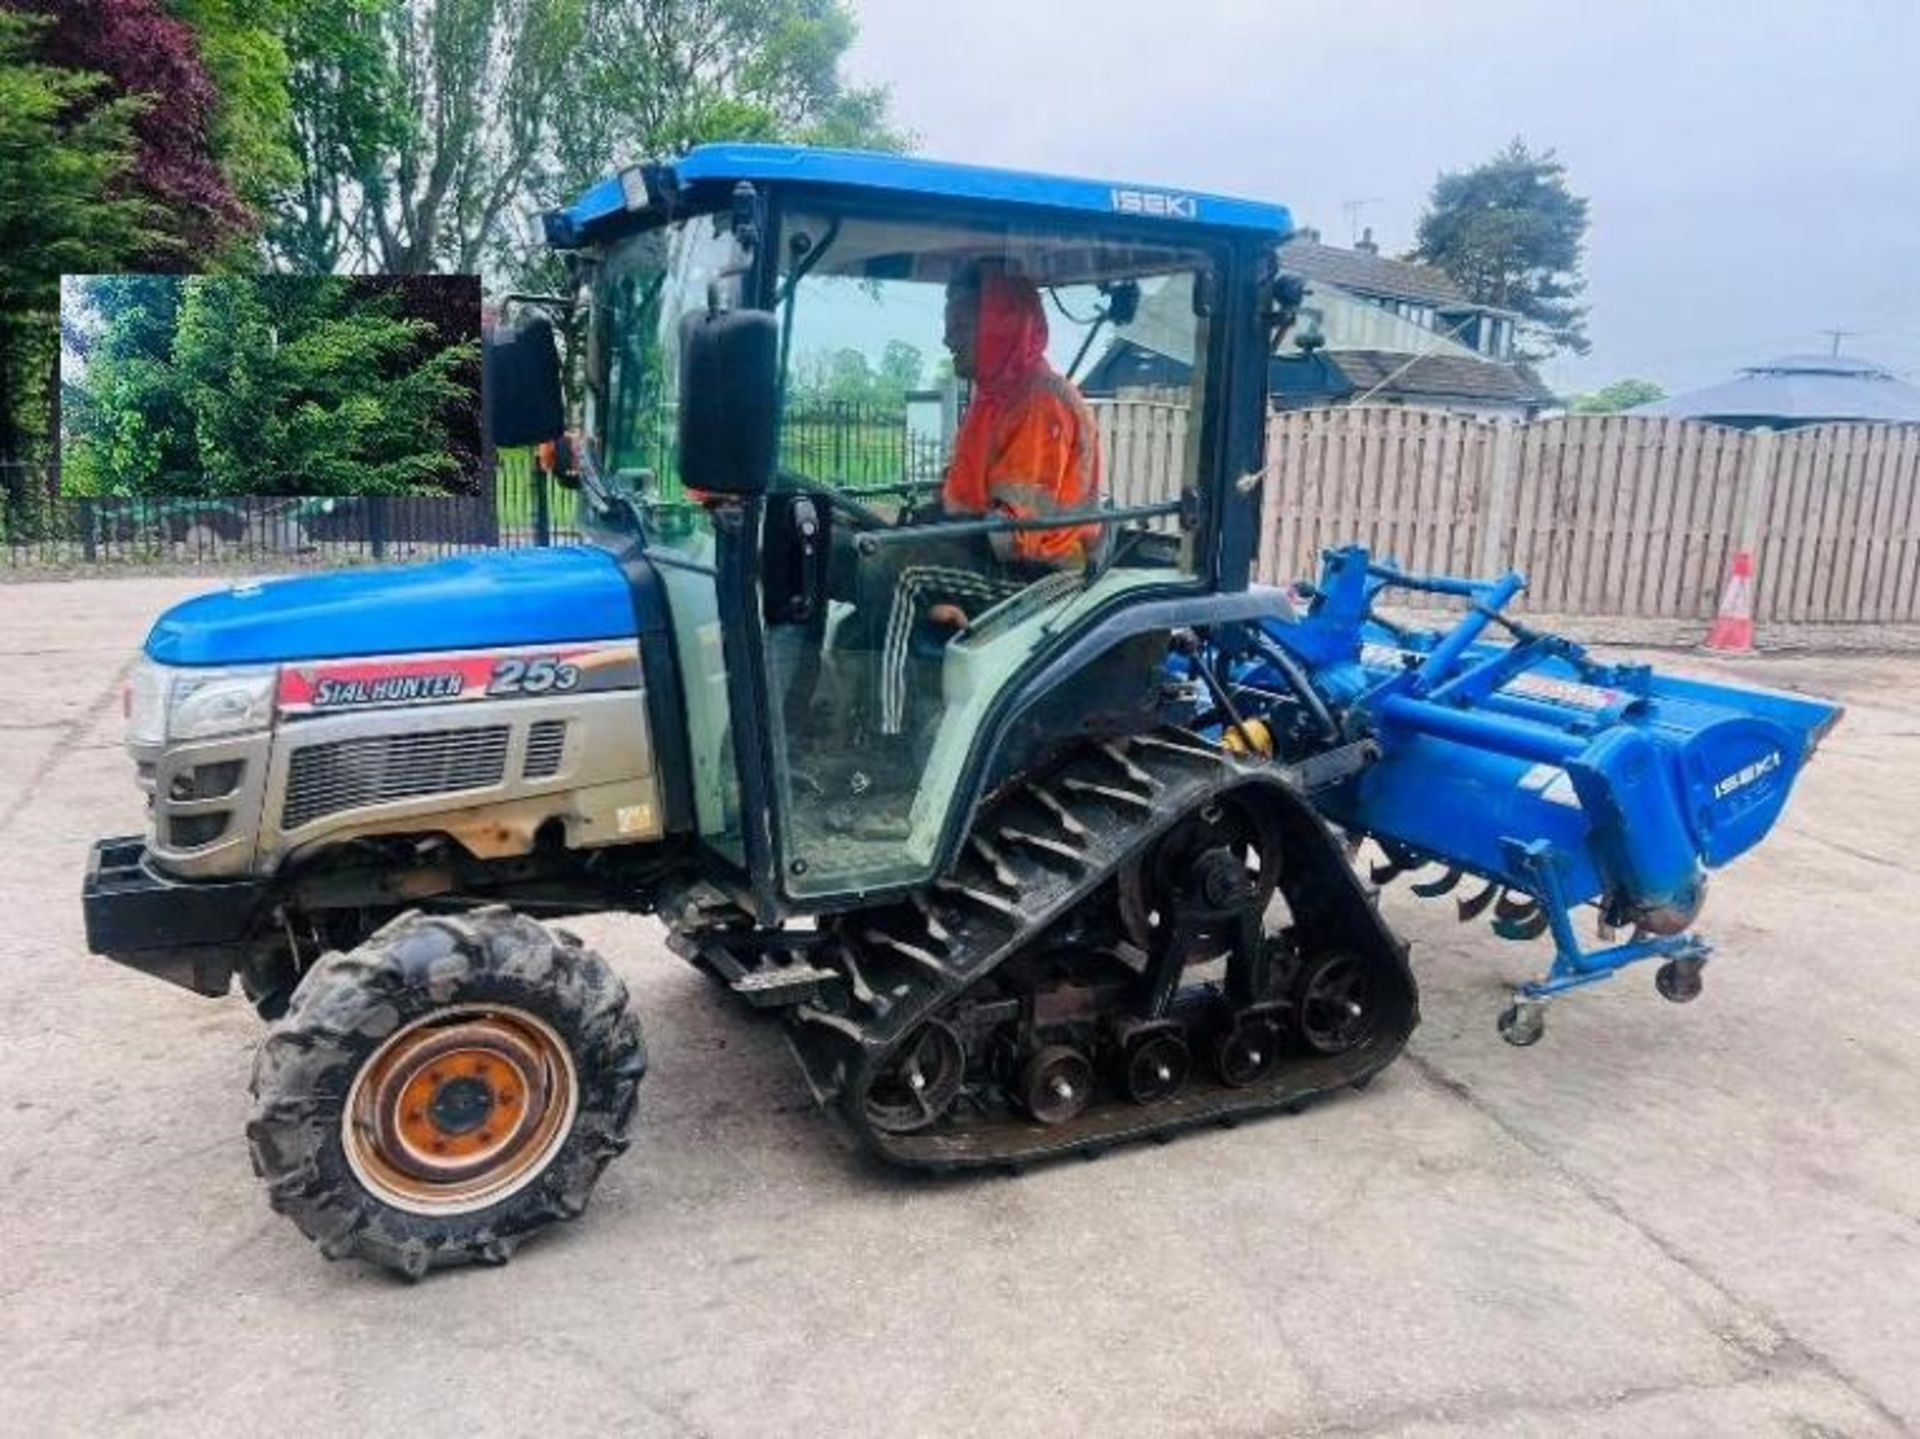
1080,228,1558,420
1630,353,1920,428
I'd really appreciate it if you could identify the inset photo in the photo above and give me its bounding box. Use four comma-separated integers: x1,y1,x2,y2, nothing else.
59,274,480,497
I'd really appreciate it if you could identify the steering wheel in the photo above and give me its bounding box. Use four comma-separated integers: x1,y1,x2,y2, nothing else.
780,471,934,532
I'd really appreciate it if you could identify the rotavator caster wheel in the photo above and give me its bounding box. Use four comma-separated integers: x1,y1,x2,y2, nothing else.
1655,957,1705,1004
1498,1000,1547,1047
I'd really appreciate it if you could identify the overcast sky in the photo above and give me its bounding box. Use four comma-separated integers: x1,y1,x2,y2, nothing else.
845,0,1920,398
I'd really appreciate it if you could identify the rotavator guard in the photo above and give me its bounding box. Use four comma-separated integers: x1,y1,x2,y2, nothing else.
1174,546,1842,1046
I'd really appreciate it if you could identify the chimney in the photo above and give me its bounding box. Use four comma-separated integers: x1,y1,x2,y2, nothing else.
1354,226,1379,255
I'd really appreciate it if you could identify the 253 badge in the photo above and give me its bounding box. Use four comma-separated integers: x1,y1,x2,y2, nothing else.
487,656,583,696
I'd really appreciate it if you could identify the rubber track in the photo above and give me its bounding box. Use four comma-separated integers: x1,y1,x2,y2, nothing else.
785,733,1420,1170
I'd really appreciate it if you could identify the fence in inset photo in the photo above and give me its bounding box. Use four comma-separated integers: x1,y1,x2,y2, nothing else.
3,462,531,568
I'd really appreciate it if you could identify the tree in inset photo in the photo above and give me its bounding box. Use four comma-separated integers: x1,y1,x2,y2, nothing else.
61,273,480,496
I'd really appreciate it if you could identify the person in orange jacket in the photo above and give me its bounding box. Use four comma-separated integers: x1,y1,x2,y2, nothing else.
937,267,1102,561
870,265,1104,740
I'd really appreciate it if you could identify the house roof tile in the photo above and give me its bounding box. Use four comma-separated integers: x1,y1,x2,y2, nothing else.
1279,240,1470,308
1324,349,1557,406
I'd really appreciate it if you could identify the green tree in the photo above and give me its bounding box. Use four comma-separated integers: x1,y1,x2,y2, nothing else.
272,0,409,273
1414,138,1590,359
0,11,160,471
517,1,907,411
169,0,299,222
71,274,480,496
822,348,875,402
877,339,924,397
272,0,904,277
1571,378,1665,414
68,274,199,493
178,276,479,493
271,0,590,275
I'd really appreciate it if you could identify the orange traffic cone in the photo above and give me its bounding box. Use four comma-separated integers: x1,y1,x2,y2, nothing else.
1704,550,1756,654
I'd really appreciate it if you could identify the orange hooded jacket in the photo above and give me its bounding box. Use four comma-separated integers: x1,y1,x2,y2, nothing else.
940,273,1101,566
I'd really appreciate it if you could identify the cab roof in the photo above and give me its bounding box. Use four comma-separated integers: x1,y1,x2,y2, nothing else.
551,143,1293,247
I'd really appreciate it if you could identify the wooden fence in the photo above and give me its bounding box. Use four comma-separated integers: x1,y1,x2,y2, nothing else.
1254,409,1920,624
1094,398,1189,531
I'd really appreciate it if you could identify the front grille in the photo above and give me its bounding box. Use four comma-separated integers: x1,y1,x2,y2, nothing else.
283,726,510,830
523,720,567,779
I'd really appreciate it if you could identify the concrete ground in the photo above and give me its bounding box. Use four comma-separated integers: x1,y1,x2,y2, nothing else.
1,574,1915,1438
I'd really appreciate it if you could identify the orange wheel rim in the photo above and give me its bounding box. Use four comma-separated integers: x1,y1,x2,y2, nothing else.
343,1006,578,1216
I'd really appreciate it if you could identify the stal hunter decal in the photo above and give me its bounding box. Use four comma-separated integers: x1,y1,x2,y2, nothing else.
312,671,466,708
278,644,641,715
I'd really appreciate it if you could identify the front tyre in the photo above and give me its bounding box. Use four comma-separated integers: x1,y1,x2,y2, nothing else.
247,908,645,1279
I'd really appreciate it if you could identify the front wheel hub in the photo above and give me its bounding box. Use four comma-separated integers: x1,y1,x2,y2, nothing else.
344,1006,579,1216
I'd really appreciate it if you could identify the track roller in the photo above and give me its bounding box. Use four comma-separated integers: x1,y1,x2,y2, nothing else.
1212,1011,1282,1088
1120,1030,1191,1105
864,1019,967,1134
1019,1045,1094,1125
1294,952,1374,1055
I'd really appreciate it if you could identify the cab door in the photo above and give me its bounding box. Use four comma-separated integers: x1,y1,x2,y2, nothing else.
742,202,1234,907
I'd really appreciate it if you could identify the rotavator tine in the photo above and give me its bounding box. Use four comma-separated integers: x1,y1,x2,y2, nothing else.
1410,865,1464,899
1369,842,1426,886
1494,888,1539,924
1339,829,1363,860
1456,880,1501,922
1493,907,1552,942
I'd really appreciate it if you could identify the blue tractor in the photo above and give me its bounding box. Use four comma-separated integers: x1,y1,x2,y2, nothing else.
83,147,1839,1277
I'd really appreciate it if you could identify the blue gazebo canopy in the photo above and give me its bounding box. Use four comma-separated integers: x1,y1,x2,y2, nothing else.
1634,354,1920,427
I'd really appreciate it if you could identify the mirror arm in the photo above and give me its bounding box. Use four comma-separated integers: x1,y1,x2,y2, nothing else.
1066,311,1110,383
499,292,576,315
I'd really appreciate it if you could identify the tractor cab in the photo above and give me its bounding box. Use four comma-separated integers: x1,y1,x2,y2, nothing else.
492,146,1297,914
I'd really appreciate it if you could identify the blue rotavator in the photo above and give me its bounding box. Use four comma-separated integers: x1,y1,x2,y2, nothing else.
1170,544,1840,1044
80,144,1838,1278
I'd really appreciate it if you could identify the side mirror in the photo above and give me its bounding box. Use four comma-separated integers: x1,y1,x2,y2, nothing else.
1265,274,1306,349
678,309,778,496
485,315,566,449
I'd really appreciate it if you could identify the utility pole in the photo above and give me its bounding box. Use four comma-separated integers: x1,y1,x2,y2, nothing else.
1816,328,1854,358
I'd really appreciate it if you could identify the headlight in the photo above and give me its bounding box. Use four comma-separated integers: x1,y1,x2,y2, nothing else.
125,659,172,747
126,659,278,744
